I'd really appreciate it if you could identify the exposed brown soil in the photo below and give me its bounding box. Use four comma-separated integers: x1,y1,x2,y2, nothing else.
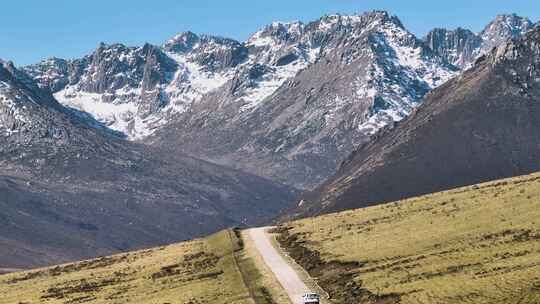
40,276,128,301
150,251,220,280
274,226,400,304
6,255,129,284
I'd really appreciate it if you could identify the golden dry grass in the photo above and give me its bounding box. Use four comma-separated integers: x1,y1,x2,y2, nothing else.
0,230,255,304
282,172,540,304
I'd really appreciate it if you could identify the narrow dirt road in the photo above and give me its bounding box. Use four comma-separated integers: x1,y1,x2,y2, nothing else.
248,227,314,304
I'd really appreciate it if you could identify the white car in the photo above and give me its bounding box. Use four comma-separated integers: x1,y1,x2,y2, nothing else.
302,293,320,304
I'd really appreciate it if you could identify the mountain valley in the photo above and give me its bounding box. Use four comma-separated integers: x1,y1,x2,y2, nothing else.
1,9,538,275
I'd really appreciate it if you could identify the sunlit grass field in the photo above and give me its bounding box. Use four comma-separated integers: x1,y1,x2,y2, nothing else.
282,172,540,304
3,172,539,304
0,230,256,304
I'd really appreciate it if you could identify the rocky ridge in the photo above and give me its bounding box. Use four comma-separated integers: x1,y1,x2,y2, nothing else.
424,14,533,68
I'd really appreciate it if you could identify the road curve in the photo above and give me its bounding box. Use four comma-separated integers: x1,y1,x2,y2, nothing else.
248,227,313,304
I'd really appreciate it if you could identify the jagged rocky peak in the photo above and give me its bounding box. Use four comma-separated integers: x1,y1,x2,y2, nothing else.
140,43,179,89
245,11,412,67
245,20,308,68
22,31,250,139
247,20,304,47
22,41,183,140
324,11,458,134
308,11,423,58
424,13,533,69
357,10,404,28
492,22,540,60
193,35,248,71
490,23,540,95
82,42,146,93
298,10,405,47
24,42,147,95
164,31,248,71
164,31,243,53
24,56,89,93
163,31,200,53
22,57,70,92
79,42,176,92
20,42,174,133
310,10,403,31
0,61,72,141
52,42,173,96
0,60,56,107
424,27,482,68
368,15,423,51
246,12,402,49
481,14,533,52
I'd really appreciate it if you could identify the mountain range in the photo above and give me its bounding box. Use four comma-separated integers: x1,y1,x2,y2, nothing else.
288,21,540,219
425,14,533,68
1,11,537,268
23,12,532,189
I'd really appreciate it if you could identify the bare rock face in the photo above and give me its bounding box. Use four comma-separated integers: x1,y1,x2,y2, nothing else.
0,60,79,144
286,23,540,220
424,28,482,68
480,14,534,53
164,32,248,71
0,62,298,269
424,14,533,69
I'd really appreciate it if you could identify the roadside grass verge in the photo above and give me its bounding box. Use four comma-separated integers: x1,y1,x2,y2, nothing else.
233,228,286,304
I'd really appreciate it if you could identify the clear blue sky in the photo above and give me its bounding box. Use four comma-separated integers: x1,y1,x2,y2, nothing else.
1,0,538,66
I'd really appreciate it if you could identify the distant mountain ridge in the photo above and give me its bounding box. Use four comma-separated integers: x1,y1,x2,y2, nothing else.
23,12,532,189
424,14,533,68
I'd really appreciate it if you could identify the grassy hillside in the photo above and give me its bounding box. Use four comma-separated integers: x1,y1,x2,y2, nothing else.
0,230,262,304
278,172,540,304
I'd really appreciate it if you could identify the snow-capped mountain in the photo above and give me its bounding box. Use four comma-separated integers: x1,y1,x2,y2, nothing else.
0,59,108,143
23,11,532,189
154,11,458,188
25,43,179,139
424,14,533,68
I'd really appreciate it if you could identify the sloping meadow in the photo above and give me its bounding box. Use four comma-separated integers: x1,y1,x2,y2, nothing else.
0,230,256,304
278,172,540,304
